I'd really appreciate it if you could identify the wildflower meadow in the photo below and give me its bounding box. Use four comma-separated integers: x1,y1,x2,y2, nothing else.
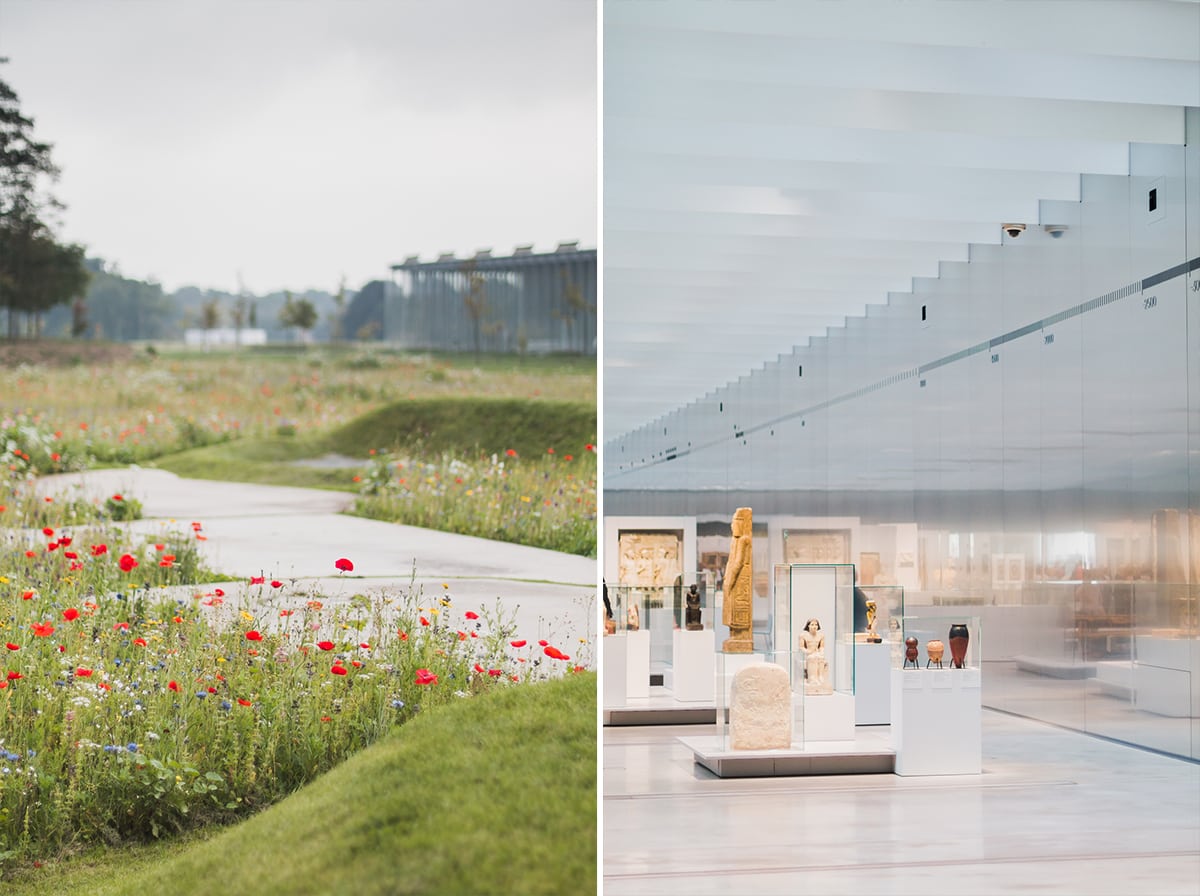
0,347,597,882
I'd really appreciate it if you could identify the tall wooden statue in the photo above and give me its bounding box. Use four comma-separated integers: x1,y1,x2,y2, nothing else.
722,507,754,653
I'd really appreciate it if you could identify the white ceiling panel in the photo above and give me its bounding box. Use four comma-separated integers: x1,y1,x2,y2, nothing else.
602,0,1200,441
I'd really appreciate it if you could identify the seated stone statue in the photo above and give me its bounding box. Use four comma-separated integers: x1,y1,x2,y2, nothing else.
798,617,832,695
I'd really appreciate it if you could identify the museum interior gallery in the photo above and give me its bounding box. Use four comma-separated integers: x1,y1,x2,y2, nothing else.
600,2,1200,893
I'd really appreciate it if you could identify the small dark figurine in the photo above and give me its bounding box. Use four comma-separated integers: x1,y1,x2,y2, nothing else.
684,584,702,631
903,636,920,669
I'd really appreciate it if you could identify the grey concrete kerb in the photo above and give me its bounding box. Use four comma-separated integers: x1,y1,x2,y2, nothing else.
36,467,598,652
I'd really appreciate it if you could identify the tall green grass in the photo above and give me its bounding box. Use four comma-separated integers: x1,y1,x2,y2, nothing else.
3,672,596,896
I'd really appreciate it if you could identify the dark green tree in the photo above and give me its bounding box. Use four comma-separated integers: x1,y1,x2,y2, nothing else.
279,291,317,341
0,63,89,337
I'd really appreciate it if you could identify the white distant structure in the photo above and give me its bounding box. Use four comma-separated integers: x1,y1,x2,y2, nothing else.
183,328,268,347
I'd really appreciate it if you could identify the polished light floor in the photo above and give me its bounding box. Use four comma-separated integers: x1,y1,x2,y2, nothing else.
604,711,1200,895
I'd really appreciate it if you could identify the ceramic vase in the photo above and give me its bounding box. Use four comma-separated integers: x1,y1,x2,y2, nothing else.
903,636,919,668
949,623,970,668
925,639,944,668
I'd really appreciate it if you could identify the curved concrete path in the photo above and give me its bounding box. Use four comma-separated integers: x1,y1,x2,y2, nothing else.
35,467,597,653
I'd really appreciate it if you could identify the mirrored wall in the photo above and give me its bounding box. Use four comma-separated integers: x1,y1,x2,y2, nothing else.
604,112,1200,760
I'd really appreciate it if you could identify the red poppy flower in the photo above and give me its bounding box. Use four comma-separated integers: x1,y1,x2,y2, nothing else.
573,665,586,673
118,554,138,572
214,588,225,597
510,639,527,648
457,631,467,641
91,544,108,556
154,543,165,552
351,660,363,668
564,455,574,461
24,551,34,559
474,663,486,674
335,557,354,572
21,591,33,600
415,669,438,685
237,698,252,707
585,443,595,452
172,616,183,624
0,681,7,689
317,640,334,651
60,536,72,547
505,448,517,457
168,680,180,692
488,668,503,678
245,631,263,642
64,550,78,559
5,643,18,651
321,716,332,722
62,608,80,622
110,493,122,501
113,622,129,632
464,611,479,620
207,686,217,694
420,616,430,627
543,646,570,661
270,580,283,589
31,622,55,637
42,527,54,537
133,637,147,647
249,575,265,585
331,665,348,676
398,631,409,641
76,667,93,677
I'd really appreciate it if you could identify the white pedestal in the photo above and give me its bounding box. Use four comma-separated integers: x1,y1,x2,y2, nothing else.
803,690,856,741
603,634,628,708
626,629,651,699
854,642,891,725
890,667,982,775
672,628,716,702
1134,637,1200,717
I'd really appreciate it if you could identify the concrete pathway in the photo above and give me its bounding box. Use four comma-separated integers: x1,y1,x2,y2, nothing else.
35,467,598,653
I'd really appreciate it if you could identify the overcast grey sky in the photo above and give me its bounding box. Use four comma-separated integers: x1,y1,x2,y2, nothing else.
0,0,596,294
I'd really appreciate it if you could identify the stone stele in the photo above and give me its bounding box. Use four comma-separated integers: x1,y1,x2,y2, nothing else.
729,663,792,750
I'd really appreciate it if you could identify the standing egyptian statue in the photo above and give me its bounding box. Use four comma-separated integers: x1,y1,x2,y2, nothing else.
721,507,754,653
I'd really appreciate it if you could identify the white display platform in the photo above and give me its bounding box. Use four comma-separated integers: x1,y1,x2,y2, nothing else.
626,629,651,699
1134,637,1200,717
890,667,982,776
672,628,716,702
602,633,628,709
680,729,894,778
803,690,856,741
854,642,891,725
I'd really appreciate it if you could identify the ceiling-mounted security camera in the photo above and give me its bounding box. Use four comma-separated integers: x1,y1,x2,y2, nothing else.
1043,224,1068,239
1003,223,1026,239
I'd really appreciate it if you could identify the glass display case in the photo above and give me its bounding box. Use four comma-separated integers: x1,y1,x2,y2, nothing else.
772,563,856,695
714,648,804,751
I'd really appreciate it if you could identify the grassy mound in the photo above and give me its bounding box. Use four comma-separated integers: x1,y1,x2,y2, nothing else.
156,396,595,485
8,672,596,896
326,396,595,459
